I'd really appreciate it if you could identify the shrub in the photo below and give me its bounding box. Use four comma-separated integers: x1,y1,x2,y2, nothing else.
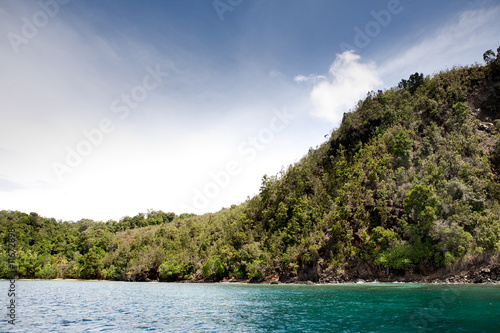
201,255,225,279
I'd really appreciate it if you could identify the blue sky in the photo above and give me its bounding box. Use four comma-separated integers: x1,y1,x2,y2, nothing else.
1,0,499,221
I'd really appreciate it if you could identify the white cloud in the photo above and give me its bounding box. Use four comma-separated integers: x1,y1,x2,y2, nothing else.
293,74,326,84
301,51,382,125
293,75,308,83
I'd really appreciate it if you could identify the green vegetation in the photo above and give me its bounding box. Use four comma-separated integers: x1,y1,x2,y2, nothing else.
2,47,500,282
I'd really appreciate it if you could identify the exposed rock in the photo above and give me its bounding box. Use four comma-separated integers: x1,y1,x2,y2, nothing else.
478,122,494,132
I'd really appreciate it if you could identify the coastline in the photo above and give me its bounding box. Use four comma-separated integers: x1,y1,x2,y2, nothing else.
5,276,500,285
4,261,499,285
3,278,499,285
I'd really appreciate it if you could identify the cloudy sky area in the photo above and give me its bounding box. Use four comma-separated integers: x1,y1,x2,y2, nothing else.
1,0,499,221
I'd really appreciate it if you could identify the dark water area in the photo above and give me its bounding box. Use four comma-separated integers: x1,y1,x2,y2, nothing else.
1,280,499,332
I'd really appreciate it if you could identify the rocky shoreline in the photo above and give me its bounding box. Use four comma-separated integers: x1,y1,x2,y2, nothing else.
171,263,500,285
12,264,500,285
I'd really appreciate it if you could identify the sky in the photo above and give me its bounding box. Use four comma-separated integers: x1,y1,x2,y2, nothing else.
1,0,500,222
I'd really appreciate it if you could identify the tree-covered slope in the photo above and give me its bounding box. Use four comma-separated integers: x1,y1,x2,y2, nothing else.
2,47,500,282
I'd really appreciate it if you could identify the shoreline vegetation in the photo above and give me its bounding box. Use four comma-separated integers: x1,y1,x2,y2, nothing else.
2,47,500,285
6,274,500,285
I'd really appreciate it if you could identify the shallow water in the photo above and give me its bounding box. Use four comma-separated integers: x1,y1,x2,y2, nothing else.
1,280,499,332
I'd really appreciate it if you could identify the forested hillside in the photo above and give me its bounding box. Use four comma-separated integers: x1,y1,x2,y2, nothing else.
2,47,500,283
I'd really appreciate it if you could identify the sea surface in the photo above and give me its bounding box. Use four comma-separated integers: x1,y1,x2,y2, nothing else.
1,280,499,332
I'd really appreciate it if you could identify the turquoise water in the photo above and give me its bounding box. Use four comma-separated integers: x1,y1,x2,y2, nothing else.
1,281,499,332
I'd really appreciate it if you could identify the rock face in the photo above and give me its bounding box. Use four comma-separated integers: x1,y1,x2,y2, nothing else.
313,263,500,284
470,267,499,284
123,263,500,284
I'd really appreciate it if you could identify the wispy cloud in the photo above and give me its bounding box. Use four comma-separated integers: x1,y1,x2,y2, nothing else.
297,51,382,125
379,4,500,85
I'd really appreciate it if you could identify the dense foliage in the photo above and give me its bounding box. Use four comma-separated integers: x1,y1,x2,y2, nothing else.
2,47,500,282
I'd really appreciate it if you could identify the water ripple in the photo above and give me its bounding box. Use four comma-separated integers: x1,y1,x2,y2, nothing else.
0,281,498,332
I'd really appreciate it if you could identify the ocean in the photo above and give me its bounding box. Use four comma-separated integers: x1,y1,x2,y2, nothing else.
1,280,499,332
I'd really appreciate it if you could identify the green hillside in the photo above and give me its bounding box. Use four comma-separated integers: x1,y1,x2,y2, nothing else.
2,47,500,283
